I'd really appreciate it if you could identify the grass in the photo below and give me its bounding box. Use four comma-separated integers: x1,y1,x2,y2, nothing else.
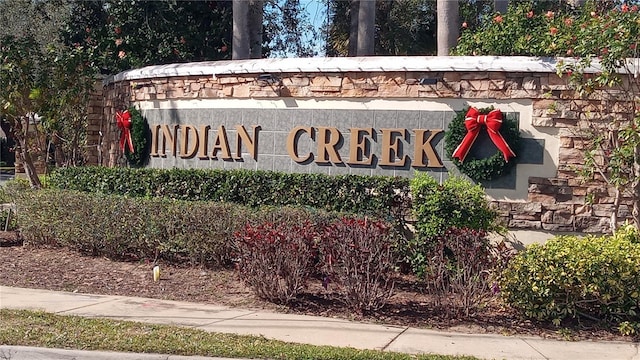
0,309,479,360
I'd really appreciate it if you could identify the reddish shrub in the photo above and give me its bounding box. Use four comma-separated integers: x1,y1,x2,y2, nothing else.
234,221,317,304
319,217,397,313
425,227,514,317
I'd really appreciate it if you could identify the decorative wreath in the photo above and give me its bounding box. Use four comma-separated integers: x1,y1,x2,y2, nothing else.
116,106,149,167
444,106,521,181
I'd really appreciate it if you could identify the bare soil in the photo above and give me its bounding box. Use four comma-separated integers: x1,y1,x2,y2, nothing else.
0,231,636,343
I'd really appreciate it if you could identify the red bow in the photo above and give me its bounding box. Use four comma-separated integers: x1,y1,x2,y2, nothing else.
451,107,516,162
116,110,134,153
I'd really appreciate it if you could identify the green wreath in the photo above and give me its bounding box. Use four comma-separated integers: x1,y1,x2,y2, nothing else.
124,107,150,167
444,106,521,181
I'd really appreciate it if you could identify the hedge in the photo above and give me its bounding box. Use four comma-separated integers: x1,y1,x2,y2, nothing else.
49,167,410,219
15,188,338,268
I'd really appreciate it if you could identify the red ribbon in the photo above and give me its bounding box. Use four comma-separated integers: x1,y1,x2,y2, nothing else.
451,107,516,162
116,110,134,153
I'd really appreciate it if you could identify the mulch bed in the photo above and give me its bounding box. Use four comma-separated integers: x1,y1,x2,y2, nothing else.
0,231,635,343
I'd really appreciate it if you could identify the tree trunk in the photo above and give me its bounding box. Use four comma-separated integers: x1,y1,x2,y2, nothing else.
437,0,459,56
51,132,65,167
633,143,640,229
248,0,263,59
348,0,359,56
494,0,508,13
357,0,375,56
13,117,42,189
17,141,42,189
611,187,621,233
232,0,250,60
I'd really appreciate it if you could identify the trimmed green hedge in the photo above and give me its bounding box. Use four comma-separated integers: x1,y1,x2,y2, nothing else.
15,189,337,268
49,167,409,218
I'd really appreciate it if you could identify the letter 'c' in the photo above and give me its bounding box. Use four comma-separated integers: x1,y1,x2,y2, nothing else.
287,126,314,163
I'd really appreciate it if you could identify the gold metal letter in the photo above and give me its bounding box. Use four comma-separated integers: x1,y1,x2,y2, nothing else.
379,128,408,167
316,126,342,164
211,125,232,159
413,129,444,168
347,127,373,165
235,125,261,160
179,125,199,158
150,124,160,156
160,124,178,157
287,126,314,163
197,125,211,159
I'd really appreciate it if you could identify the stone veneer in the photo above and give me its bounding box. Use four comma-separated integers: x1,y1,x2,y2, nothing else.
92,56,639,234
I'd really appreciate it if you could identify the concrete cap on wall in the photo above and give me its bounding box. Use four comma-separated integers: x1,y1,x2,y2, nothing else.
104,56,639,85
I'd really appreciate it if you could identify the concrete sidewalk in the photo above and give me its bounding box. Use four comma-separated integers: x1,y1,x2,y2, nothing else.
1,286,638,360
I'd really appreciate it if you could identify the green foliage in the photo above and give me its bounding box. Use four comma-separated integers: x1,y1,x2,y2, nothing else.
1,32,97,175
500,225,640,334
62,1,319,73
0,35,43,121
263,0,319,57
325,0,438,56
444,106,521,181
48,167,410,219
62,1,233,74
453,1,633,57
1,178,31,199
325,0,506,56
406,174,500,276
124,107,149,167
40,43,97,167
17,185,346,269
0,0,71,52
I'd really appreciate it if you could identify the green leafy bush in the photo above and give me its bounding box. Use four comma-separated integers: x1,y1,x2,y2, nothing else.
319,217,398,313
405,174,501,276
48,167,410,219
500,225,640,334
453,1,637,59
15,188,339,268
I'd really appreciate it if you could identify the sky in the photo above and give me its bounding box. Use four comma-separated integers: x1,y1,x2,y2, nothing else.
301,0,327,56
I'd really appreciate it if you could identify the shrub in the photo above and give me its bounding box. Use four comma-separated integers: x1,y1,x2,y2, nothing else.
500,225,640,334
233,221,318,304
48,167,410,219
15,188,340,270
15,189,249,267
319,217,397,313
406,174,501,276
0,185,18,231
424,227,513,317
2,178,31,198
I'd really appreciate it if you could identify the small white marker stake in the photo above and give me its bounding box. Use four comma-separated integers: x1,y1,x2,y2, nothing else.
153,265,160,282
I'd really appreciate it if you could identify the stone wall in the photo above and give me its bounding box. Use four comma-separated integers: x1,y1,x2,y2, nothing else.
86,82,104,166
94,57,638,234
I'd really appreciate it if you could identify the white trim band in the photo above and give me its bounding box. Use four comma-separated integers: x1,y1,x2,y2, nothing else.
104,56,637,85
